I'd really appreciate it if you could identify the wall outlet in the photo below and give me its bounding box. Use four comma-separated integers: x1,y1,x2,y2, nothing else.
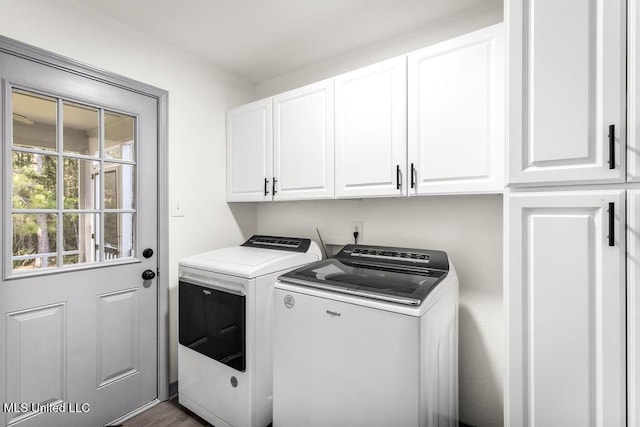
171,198,185,217
352,221,363,243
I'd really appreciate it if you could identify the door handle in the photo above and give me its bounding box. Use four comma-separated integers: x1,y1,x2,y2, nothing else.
264,178,269,196
142,269,156,280
396,165,401,190
410,163,416,189
608,202,615,247
608,124,615,170
272,177,278,195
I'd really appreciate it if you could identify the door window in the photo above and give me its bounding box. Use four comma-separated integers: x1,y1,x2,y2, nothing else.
10,88,137,273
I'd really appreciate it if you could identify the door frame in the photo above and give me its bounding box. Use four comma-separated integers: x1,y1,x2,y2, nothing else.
0,35,170,402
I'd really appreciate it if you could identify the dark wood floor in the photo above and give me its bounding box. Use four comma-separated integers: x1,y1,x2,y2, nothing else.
123,398,211,427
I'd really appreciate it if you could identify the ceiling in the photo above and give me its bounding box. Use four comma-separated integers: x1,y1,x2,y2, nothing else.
79,0,497,84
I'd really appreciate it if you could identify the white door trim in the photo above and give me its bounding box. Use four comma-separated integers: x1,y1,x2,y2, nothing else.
0,35,169,402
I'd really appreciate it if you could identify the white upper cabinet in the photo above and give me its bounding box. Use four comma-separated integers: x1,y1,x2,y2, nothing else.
334,56,407,198
273,79,334,200
506,190,626,426
226,98,273,202
408,23,505,195
508,0,626,185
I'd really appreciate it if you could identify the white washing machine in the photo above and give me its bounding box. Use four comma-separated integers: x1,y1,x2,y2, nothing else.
178,235,322,427
273,244,459,427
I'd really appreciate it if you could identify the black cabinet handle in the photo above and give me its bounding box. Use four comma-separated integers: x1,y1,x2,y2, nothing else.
272,177,277,195
264,178,269,196
396,165,401,190
410,163,416,189
609,124,615,170
608,202,615,247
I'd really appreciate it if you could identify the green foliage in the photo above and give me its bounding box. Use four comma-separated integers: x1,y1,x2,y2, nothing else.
12,152,80,269
12,152,57,209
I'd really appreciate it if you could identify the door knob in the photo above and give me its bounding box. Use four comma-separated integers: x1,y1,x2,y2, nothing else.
143,248,154,258
142,270,156,280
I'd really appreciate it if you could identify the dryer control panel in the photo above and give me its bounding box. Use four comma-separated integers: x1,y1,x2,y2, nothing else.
241,235,312,252
336,244,449,272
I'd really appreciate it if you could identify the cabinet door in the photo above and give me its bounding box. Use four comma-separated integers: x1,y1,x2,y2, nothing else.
226,99,273,202
335,56,407,198
408,23,505,195
628,190,640,425
273,79,334,200
629,3,640,182
506,190,625,426
508,0,625,185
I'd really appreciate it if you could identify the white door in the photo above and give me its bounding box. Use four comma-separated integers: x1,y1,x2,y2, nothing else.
408,23,505,195
506,190,625,426
508,0,626,185
334,56,407,198
273,79,334,200
226,99,273,202
629,2,640,182
0,51,158,426
628,190,640,425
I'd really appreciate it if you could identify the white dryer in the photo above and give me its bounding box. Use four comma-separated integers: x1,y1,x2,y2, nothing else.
178,235,321,427
273,244,459,427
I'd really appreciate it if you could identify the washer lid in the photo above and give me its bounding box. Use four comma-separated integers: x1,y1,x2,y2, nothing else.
278,244,449,305
179,245,320,278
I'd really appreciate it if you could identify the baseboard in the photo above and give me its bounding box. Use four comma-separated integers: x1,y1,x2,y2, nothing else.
169,381,178,400
106,399,160,426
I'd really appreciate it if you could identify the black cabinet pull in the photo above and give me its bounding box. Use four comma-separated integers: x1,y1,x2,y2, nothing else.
396,165,401,190
272,177,278,195
608,124,615,169
264,178,270,196
608,202,615,247
410,163,416,189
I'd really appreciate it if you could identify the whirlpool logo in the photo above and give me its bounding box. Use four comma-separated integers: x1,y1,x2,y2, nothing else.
284,294,295,309
326,310,341,317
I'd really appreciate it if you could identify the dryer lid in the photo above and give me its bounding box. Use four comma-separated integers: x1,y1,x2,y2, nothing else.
179,235,321,278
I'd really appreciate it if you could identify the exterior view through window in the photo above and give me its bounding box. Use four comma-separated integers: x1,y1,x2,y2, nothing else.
11,89,137,272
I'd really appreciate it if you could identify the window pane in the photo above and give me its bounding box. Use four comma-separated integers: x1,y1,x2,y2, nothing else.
64,158,99,210
12,152,57,209
104,213,135,260
63,213,96,265
63,101,99,156
104,162,136,210
12,213,57,270
105,112,135,161
12,90,57,152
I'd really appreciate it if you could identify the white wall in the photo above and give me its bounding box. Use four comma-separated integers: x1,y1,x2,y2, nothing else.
0,0,257,384
255,2,503,99
254,4,505,426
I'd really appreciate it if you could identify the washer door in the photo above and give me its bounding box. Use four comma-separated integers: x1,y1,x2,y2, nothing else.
179,280,246,371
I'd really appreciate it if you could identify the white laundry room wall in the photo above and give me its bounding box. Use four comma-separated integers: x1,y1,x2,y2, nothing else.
253,4,505,426
0,0,258,385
